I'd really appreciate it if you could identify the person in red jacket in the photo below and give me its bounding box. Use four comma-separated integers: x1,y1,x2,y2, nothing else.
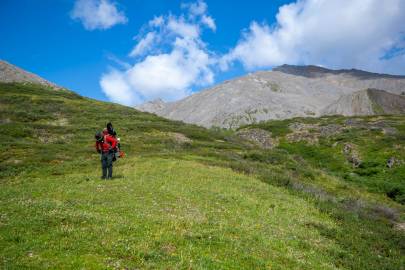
95,128,117,179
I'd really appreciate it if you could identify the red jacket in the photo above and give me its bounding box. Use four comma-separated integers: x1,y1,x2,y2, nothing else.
95,134,117,153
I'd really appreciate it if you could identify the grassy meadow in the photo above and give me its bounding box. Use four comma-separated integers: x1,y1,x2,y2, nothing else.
0,83,404,269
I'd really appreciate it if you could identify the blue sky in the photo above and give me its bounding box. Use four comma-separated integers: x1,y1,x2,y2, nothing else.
1,0,404,105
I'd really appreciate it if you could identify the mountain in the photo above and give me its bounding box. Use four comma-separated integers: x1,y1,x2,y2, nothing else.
136,65,405,128
322,88,405,116
0,60,61,89
1,76,404,268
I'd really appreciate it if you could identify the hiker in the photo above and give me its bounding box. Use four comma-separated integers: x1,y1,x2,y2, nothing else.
106,122,121,161
95,128,117,179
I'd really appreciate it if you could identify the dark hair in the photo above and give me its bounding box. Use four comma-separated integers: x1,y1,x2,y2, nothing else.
107,122,113,130
106,122,115,136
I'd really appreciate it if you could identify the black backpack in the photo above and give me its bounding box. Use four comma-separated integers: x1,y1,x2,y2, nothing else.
95,131,103,142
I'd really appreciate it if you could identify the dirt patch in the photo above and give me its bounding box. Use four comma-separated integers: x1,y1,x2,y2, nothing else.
5,159,23,164
394,222,405,232
0,118,11,124
35,129,74,144
47,113,69,126
168,132,192,144
49,117,69,126
161,243,176,255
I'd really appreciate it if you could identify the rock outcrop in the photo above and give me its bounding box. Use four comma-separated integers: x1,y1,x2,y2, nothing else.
236,128,277,149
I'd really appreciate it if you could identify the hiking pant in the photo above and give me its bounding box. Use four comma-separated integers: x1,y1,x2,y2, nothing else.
101,152,113,179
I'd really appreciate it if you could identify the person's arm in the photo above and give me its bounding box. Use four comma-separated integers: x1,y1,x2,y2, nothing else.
95,141,101,153
107,136,117,149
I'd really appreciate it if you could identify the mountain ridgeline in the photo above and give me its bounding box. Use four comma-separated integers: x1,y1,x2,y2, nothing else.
137,65,405,128
0,60,61,89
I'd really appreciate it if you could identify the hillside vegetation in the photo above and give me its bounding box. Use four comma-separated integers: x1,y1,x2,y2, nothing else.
0,83,404,269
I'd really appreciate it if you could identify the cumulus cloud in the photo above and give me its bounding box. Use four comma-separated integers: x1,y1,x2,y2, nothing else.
222,0,405,74
100,1,216,105
70,0,127,30
100,70,141,106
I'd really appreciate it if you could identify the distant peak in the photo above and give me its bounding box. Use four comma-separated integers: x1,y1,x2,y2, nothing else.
147,98,165,104
273,64,335,78
135,98,167,113
0,60,61,88
273,64,405,79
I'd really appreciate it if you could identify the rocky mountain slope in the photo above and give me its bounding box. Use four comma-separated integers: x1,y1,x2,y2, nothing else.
322,88,405,116
0,60,60,89
137,65,405,128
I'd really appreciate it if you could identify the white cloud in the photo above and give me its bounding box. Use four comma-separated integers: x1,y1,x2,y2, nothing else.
182,0,207,17
149,16,164,27
100,1,216,105
223,0,405,74
100,70,141,106
129,32,157,57
106,54,131,69
220,22,287,70
70,0,127,30
127,52,192,101
167,16,200,39
201,15,216,31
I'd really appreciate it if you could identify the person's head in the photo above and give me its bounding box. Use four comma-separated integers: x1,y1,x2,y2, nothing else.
102,128,108,135
106,122,115,135
107,122,113,130
95,131,103,141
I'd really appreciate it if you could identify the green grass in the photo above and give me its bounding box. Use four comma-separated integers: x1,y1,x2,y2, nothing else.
1,83,404,269
1,158,344,269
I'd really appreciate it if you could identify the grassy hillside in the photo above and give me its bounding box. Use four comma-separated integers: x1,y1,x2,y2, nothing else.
0,83,404,269
243,115,405,204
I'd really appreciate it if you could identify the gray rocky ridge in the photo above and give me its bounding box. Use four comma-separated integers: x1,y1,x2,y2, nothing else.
0,60,60,89
136,65,405,128
322,89,405,116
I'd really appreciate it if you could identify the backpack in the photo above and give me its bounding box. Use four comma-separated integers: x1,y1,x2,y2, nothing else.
95,131,103,142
